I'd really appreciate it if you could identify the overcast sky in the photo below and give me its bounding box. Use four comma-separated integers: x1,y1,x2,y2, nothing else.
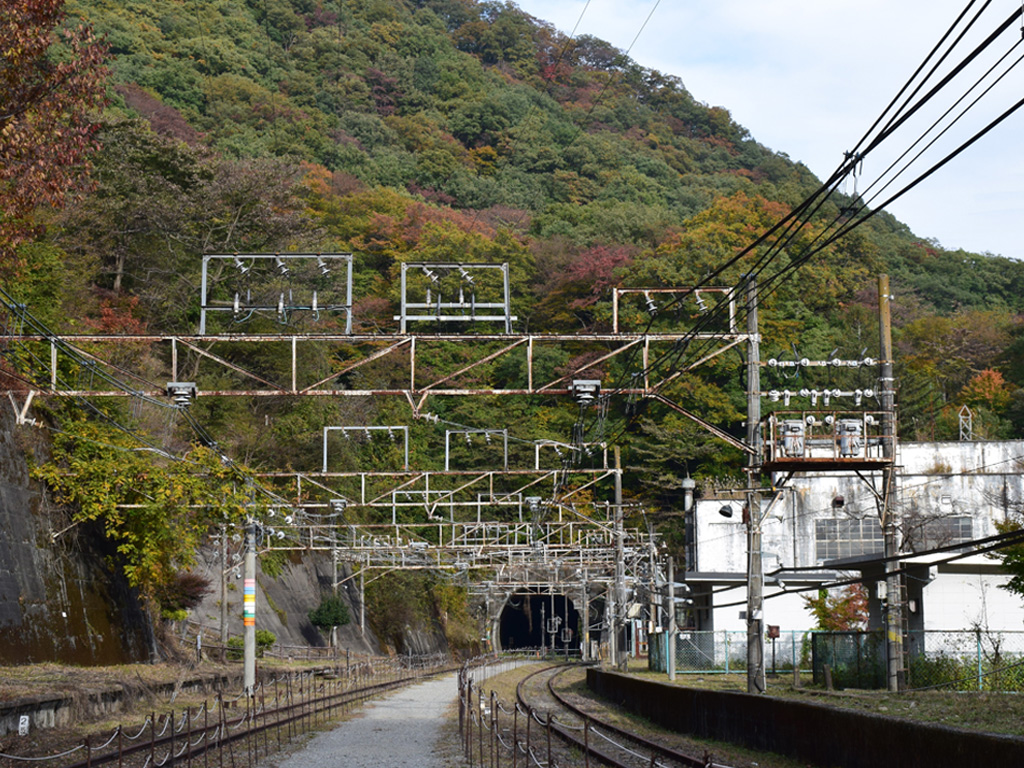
513,0,1024,261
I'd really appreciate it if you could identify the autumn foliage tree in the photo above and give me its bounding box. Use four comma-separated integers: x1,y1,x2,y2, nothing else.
0,0,107,276
803,584,869,631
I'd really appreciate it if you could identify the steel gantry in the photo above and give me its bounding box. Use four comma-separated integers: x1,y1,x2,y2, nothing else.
0,280,750,662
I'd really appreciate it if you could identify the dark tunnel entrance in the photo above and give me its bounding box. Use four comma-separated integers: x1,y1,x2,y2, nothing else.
499,591,580,652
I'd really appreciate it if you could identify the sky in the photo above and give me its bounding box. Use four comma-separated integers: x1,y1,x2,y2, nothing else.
512,0,1024,261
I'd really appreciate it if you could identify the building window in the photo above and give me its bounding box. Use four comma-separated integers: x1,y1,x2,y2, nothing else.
815,517,884,561
919,515,973,549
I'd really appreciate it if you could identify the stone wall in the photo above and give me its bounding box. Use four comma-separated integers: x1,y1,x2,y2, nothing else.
0,409,150,665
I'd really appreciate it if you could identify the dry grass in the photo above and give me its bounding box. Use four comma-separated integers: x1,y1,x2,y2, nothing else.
625,661,1024,737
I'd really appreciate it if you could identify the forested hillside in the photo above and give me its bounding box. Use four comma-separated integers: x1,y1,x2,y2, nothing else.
5,0,1024,638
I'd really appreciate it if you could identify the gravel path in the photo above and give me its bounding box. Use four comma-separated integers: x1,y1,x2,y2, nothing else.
273,673,460,768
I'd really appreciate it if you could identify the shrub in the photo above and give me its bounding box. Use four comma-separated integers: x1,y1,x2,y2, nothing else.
308,593,351,635
226,630,276,659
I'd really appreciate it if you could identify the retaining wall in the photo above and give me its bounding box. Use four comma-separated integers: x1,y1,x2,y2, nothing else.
587,669,1024,768
0,672,240,737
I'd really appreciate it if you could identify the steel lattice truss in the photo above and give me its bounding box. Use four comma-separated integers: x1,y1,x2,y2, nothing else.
249,466,653,590
0,289,729,597
0,330,747,402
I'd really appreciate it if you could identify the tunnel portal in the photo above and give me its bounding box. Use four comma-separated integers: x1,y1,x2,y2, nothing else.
498,591,580,651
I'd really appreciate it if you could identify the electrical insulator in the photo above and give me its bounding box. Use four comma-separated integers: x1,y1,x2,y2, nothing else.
643,291,658,317
274,256,289,275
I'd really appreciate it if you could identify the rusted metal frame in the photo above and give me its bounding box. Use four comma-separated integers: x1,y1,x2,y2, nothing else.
424,471,498,518
3,331,725,342
252,468,616,513
648,336,749,392
299,338,412,393
47,337,158,392
418,337,529,392
363,472,430,507
534,337,644,394
176,337,284,390
558,469,620,503
651,393,755,455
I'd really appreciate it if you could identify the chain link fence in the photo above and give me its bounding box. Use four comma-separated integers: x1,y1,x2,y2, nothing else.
812,629,1024,691
650,629,1024,691
649,630,806,674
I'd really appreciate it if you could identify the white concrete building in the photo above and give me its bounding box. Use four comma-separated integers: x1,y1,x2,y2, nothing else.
685,440,1024,637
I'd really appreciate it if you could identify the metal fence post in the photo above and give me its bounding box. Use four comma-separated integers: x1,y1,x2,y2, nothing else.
477,687,484,768
977,629,984,692
512,704,518,768
546,713,552,768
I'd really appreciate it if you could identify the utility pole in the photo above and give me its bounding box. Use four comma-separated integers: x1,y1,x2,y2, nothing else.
581,575,590,661
243,516,257,695
667,556,676,681
220,525,228,647
359,568,366,636
614,449,626,670
745,276,766,694
879,274,904,692
606,578,616,665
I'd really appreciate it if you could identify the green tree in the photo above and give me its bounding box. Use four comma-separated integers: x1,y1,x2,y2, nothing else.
308,592,351,638
32,416,257,604
995,515,1024,603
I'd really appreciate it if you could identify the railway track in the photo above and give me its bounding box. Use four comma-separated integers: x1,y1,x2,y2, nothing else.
511,664,735,768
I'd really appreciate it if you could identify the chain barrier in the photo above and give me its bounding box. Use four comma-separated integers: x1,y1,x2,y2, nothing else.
0,653,452,768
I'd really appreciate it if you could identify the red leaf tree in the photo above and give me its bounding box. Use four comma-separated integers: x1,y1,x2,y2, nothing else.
0,0,108,276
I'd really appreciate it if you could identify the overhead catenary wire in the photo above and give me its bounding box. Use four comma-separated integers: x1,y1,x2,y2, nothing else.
570,3,1024,459
709,525,1024,607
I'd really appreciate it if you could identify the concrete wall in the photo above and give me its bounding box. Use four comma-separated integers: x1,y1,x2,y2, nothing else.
588,668,1024,768
691,439,1024,634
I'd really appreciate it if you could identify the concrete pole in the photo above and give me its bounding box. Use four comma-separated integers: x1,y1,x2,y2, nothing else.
220,526,228,646
359,568,366,636
648,545,658,662
606,581,616,665
879,274,904,692
243,519,256,694
667,556,677,681
745,276,766,694
581,578,590,661
331,536,338,650
614,452,626,670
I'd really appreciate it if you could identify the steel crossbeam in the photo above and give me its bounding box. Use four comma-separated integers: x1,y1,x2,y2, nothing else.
0,330,749,399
